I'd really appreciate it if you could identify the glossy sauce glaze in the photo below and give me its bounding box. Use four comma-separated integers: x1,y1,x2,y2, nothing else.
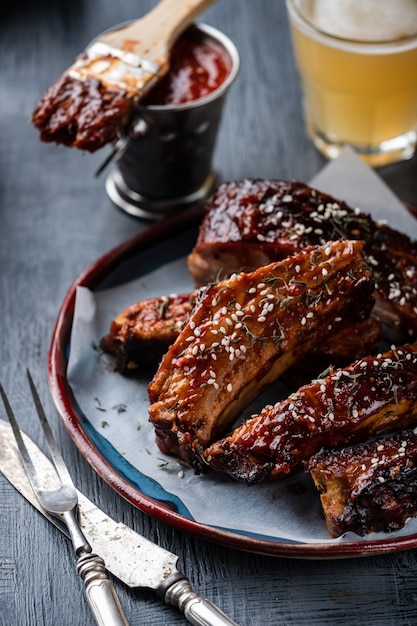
188,179,417,340
204,344,417,484
100,292,196,373
308,424,417,537
32,71,133,152
142,26,232,106
148,240,374,469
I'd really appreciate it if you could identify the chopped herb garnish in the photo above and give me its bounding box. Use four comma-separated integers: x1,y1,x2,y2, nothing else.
157,458,170,470
112,403,127,414
317,365,334,379
94,397,106,412
272,326,285,345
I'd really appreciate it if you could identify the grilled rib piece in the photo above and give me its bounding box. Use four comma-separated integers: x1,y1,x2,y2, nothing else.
101,291,380,376
204,344,417,484
101,292,196,373
187,179,417,340
148,240,374,469
308,426,417,537
32,73,132,152
284,317,381,389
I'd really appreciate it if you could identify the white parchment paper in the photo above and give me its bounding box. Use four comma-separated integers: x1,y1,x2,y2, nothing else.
67,148,417,544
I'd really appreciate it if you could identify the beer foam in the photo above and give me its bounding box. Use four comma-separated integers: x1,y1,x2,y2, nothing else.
293,0,417,42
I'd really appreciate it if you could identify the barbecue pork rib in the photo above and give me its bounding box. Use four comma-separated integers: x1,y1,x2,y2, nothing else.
308,425,417,537
204,344,417,484
101,292,196,373
187,179,417,340
148,240,374,469
101,290,380,377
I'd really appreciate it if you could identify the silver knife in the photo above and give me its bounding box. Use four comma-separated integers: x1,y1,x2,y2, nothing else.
0,419,238,626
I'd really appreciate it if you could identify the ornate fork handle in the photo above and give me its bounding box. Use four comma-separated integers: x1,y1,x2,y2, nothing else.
63,505,130,626
77,553,130,626
0,376,130,626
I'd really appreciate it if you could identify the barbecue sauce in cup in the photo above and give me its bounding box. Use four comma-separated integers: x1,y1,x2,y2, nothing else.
142,26,232,106
32,25,233,152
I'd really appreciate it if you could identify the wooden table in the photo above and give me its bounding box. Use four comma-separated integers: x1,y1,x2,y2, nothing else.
1,1,417,624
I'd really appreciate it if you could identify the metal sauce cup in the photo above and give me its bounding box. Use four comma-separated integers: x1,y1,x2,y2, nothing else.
106,23,240,220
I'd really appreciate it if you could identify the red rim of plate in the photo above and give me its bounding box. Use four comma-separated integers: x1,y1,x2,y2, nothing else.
48,204,417,559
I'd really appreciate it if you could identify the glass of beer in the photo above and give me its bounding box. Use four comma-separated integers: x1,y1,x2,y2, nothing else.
286,0,417,167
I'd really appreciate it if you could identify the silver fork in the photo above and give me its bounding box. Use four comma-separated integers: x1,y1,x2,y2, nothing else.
0,370,130,626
